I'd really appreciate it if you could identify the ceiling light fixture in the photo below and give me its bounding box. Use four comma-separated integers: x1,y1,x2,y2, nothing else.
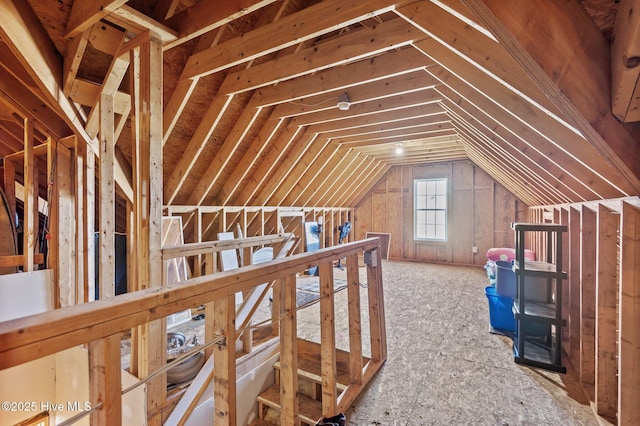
337,93,351,111
394,143,404,155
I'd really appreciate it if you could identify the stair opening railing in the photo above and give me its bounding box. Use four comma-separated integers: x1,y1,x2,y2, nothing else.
0,237,386,425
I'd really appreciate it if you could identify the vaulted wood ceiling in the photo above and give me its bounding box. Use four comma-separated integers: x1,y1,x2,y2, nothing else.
1,0,639,209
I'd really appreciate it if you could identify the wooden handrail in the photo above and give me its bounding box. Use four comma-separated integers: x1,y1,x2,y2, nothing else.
0,238,380,370
161,232,293,260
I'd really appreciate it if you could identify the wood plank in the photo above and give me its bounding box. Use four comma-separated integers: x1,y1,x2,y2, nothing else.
22,118,34,272
461,0,640,192
396,0,564,121
162,28,224,146
611,0,640,122
88,334,122,425
595,204,619,419
187,106,265,206
568,207,581,369
219,16,425,95
106,5,178,44
619,201,640,424
99,93,116,299
346,253,363,385
65,0,128,38
366,246,387,362
420,41,630,200
163,0,277,50
318,261,337,417
213,294,236,426
215,115,285,205
180,0,397,80
62,28,90,96
0,239,381,368
164,95,233,204
0,253,44,268
580,205,597,386
279,273,299,425
54,142,75,307
250,47,431,108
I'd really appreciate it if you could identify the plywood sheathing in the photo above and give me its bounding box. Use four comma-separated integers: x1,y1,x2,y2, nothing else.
294,260,600,424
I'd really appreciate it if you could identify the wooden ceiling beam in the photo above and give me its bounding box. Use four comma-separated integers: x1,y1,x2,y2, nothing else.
451,119,564,205
420,42,635,200
296,91,443,129
329,121,455,145
461,0,640,191
344,162,390,207
311,111,449,138
272,71,439,119
231,126,308,206
162,0,278,50
294,149,361,207
219,16,425,95
265,135,333,206
187,105,267,206
337,133,459,148
163,28,225,146
278,142,344,206
104,5,178,44
611,0,640,122
434,74,601,202
65,0,128,38
322,157,377,207
396,0,565,120
180,0,399,81
163,95,234,204
443,100,575,203
214,115,287,206
250,130,320,206
462,143,541,207
68,78,130,115
0,68,69,139
250,46,432,108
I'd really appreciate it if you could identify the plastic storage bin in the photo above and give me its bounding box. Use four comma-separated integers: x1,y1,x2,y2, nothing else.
495,260,516,298
485,286,516,332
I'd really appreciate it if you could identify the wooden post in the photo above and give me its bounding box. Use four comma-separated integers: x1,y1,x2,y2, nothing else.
99,92,116,299
74,135,86,304
53,140,75,307
619,201,640,424
595,204,619,419
89,334,122,425
365,247,387,363
279,273,300,425
22,117,35,272
346,253,362,385
568,207,581,369
137,36,165,424
319,261,337,417
213,294,237,426
86,144,96,302
560,208,570,355
580,205,597,386
3,160,16,236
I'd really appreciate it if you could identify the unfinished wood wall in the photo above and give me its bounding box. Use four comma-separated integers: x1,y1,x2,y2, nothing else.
528,197,640,425
354,161,527,265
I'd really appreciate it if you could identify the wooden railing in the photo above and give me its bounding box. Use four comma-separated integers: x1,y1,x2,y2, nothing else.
0,237,387,425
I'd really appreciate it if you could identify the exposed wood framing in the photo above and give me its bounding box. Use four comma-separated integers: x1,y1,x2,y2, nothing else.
22,118,35,272
611,0,640,122
619,201,640,424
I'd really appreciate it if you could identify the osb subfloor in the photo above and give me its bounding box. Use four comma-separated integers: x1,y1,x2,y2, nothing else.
295,260,603,426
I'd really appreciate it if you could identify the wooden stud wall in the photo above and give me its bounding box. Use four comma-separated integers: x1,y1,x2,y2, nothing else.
354,161,527,264
528,196,640,425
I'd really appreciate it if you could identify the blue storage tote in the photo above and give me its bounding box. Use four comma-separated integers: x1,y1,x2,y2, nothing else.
495,260,516,298
485,286,516,332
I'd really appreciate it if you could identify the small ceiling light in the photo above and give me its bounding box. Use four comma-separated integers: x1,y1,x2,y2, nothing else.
394,143,404,155
337,93,351,111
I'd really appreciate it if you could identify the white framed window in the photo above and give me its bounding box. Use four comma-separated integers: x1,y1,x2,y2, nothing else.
414,178,448,241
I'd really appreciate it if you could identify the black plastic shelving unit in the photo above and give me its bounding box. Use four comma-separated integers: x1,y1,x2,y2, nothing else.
511,222,567,373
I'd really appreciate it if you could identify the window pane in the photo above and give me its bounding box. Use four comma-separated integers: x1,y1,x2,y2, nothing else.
414,178,447,241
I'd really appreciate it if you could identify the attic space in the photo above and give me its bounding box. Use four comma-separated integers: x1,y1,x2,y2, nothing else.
1,0,640,425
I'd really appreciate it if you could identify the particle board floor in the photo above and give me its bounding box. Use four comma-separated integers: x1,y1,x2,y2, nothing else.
295,260,602,426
